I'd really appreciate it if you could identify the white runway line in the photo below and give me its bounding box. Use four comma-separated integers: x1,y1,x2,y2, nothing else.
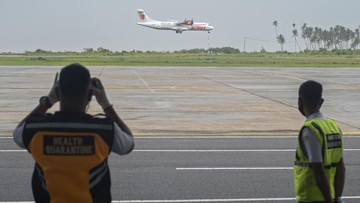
1,149,360,153
176,167,293,170
0,150,27,152
135,136,297,139
135,135,360,139
2,196,360,202
113,198,297,202
135,149,296,152
2,136,360,139
131,69,155,93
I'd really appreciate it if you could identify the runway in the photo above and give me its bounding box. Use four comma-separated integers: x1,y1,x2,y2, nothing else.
0,136,359,202
1,66,360,202
1,66,360,136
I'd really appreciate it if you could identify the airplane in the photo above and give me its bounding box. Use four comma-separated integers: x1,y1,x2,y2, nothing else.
136,9,214,34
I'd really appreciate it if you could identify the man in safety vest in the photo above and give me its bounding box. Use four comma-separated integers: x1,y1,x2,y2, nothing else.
13,63,134,203
294,80,345,203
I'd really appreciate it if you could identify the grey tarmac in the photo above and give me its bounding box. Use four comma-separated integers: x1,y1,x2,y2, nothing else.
1,66,360,202
0,136,359,202
1,66,360,136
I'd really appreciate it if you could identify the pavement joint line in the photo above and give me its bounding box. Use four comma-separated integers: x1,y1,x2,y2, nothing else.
2,196,360,202
135,149,297,152
0,136,298,139
1,132,360,137
134,135,360,139
2,149,360,153
1,135,360,139
136,136,299,139
134,149,360,152
131,69,155,93
176,167,294,170
128,132,360,136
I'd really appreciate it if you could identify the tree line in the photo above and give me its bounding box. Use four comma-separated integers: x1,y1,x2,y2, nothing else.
272,21,360,52
84,46,241,54
24,47,241,55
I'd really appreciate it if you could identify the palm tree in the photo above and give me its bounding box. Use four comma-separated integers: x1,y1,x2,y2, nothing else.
307,27,314,50
297,23,360,51
272,20,278,37
329,26,337,50
277,34,286,51
345,28,354,49
301,23,309,50
352,28,360,50
292,29,299,52
292,23,301,52
314,27,322,50
321,29,331,50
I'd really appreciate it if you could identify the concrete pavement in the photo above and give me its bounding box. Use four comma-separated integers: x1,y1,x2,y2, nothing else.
1,136,359,202
1,66,360,202
1,66,360,136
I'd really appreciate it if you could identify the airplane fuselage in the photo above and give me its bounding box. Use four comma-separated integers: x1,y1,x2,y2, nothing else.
137,21,177,30
136,9,214,34
137,21,214,33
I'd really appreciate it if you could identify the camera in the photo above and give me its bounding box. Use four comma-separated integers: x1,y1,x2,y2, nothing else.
92,79,98,88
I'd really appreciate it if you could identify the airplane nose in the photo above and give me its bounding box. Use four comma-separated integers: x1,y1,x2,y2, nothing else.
209,26,214,30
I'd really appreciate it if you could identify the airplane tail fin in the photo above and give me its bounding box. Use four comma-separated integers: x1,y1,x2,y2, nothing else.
137,9,154,22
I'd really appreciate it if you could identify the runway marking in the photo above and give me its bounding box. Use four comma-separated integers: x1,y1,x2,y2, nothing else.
2,149,360,153
136,149,360,152
136,136,360,139
240,69,306,82
271,73,305,82
2,196,360,202
135,149,296,152
131,69,155,93
136,136,298,139
176,167,293,170
115,198,295,202
2,135,360,139
198,73,297,111
0,136,298,139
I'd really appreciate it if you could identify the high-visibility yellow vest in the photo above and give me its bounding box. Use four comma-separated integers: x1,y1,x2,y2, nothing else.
294,118,343,202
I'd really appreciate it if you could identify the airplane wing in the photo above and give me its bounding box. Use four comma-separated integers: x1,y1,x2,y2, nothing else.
171,27,188,31
171,27,189,33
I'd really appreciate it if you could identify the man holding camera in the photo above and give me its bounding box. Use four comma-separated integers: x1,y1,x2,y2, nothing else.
13,63,134,203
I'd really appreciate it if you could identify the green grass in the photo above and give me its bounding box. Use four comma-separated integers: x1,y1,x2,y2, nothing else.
1,53,360,67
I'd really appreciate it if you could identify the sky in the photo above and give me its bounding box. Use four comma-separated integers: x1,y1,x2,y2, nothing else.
1,0,359,53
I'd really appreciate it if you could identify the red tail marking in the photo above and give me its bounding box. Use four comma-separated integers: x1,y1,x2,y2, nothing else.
140,14,145,20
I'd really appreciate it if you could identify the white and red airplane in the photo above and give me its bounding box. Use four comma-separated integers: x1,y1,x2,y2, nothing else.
136,9,214,34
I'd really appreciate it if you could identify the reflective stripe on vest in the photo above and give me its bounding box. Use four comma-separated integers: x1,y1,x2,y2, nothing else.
294,119,343,202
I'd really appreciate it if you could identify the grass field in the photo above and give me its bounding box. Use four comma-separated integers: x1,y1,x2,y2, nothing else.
1,53,360,67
